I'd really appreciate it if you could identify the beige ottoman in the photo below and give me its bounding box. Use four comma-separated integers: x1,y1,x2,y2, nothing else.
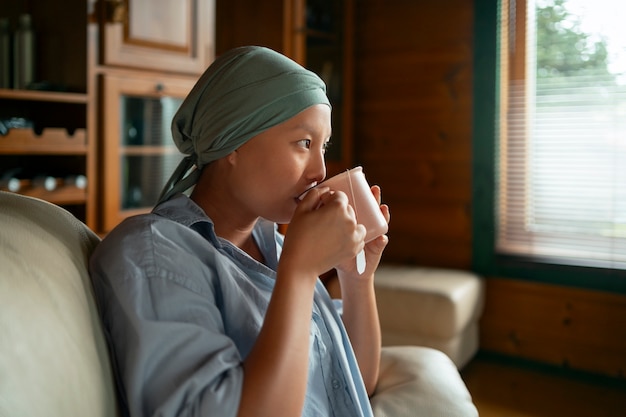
375,265,485,369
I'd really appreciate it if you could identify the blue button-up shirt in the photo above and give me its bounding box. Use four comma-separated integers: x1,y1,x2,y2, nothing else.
89,194,373,417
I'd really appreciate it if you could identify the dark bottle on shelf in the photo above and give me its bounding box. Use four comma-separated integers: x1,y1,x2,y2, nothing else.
13,14,35,90
0,17,10,88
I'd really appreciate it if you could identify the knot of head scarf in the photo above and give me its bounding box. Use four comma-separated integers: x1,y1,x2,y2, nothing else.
157,45,331,204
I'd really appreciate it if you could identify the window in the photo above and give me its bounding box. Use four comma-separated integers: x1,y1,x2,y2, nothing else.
497,0,626,269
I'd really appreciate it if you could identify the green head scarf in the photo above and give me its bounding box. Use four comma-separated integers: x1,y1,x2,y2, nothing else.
158,45,331,203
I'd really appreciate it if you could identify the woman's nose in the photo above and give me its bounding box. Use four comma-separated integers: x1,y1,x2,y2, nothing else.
310,150,327,183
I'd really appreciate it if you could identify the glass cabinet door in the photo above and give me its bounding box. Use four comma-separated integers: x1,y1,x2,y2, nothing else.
101,73,195,232
119,96,182,209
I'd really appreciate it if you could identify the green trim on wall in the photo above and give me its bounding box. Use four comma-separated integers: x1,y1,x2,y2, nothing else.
471,0,626,294
472,0,499,276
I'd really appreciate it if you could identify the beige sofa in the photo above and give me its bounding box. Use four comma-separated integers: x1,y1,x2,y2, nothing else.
375,266,485,370
0,191,478,417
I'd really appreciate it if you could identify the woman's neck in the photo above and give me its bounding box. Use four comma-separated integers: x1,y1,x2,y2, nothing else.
191,165,264,263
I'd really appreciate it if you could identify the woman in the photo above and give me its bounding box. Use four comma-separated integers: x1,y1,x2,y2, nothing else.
90,46,390,417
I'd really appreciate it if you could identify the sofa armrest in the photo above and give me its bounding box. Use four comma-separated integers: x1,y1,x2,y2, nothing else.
0,192,119,417
371,346,478,417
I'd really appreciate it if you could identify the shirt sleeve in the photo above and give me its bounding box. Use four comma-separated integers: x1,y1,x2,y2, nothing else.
90,220,243,417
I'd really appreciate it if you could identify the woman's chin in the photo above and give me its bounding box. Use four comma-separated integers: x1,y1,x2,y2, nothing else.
270,205,297,225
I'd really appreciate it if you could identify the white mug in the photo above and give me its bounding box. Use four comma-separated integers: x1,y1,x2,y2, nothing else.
318,166,388,243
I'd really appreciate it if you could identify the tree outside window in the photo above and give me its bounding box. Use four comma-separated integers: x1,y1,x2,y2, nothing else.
497,0,626,268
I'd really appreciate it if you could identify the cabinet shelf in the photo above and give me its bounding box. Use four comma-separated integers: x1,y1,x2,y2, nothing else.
0,128,87,154
8,184,87,205
21,186,87,205
0,89,88,104
122,145,181,156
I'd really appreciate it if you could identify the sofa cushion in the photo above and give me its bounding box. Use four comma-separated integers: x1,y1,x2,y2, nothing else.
372,346,478,417
376,266,484,339
0,192,118,417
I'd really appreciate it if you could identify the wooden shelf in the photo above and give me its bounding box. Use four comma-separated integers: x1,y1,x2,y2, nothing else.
0,128,87,154
8,185,87,205
121,145,180,156
0,89,88,104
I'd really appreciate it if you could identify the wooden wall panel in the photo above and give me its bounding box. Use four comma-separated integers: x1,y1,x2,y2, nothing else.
480,278,626,378
356,101,472,157
216,0,286,55
353,0,474,268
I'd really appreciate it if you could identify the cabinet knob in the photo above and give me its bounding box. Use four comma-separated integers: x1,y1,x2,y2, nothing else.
155,83,164,92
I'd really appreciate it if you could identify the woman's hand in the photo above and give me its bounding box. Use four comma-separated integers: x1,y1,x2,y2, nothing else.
281,186,366,279
335,185,390,279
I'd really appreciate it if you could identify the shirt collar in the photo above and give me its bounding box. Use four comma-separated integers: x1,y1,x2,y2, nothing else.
152,193,280,270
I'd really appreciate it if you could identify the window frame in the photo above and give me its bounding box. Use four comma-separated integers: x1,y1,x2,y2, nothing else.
472,0,626,294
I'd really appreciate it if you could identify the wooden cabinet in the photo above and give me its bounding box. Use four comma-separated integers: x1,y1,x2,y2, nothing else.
94,0,215,233
99,73,195,231
97,0,215,75
0,0,215,234
0,0,96,227
216,0,354,176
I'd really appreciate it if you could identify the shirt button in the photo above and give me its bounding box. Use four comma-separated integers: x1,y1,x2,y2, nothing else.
332,379,341,390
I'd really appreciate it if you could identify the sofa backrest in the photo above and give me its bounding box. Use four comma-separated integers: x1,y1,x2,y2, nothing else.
0,192,119,417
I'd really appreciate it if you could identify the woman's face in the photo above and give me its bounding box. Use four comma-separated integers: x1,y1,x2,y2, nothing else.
227,104,332,224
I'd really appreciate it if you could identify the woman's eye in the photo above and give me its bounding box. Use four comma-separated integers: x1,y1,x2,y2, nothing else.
298,139,312,148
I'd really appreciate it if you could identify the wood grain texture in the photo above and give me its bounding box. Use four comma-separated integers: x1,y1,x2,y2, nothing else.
480,278,626,378
216,0,287,55
353,0,474,268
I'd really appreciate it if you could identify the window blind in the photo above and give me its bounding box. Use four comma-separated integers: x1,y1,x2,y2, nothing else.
497,0,626,269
